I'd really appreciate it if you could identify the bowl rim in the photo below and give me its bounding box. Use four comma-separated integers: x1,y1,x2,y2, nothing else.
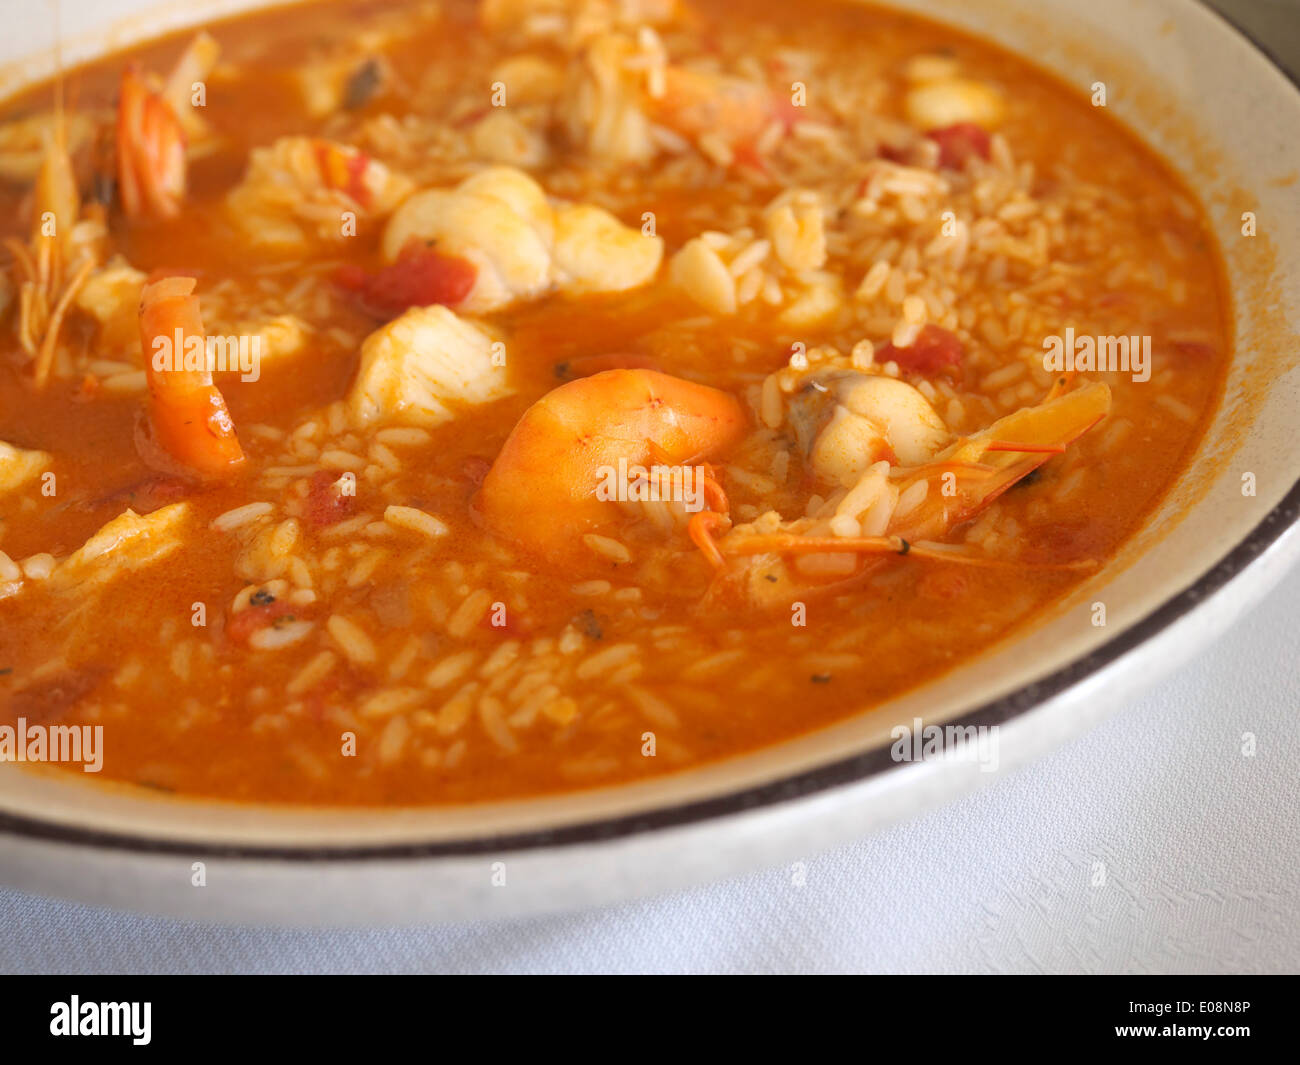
1,0,1298,864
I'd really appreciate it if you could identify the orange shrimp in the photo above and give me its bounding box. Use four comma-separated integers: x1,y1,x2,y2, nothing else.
137,276,245,478
112,33,219,218
650,69,770,138
3,90,97,384
116,65,187,219
475,369,747,571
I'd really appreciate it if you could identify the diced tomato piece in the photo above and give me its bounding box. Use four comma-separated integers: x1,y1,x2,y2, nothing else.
226,600,299,645
335,240,478,318
926,122,992,169
303,469,357,528
313,140,372,207
877,324,964,377
878,142,909,164
732,141,770,175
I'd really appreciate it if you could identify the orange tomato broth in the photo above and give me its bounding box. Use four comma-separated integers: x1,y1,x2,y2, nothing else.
0,0,1228,804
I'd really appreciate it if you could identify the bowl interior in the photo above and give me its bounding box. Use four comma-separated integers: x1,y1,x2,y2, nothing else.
1,0,1298,849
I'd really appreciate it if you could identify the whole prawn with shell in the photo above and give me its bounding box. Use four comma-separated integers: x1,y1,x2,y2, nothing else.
475,350,1111,612
3,33,218,388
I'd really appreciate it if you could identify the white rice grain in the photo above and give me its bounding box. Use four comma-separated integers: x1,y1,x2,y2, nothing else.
211,502,273,532
385,505,450,539
327,614,377,666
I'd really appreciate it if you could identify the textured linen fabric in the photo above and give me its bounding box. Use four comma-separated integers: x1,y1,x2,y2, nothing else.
2,560,1297,974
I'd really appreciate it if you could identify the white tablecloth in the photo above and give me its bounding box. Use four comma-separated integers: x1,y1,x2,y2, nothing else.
2,558,1297,974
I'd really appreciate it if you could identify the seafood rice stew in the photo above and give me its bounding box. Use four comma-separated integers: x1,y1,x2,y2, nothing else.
0,0,1228,805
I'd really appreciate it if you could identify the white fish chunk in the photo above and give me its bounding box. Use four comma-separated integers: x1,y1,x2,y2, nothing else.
348,305,512,427
0,440,51,496
49,503,191,592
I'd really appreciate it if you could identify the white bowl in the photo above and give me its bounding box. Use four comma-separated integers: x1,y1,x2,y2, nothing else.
1,0,1298,924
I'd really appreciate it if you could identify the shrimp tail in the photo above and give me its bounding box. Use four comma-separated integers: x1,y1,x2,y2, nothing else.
137,276,245,478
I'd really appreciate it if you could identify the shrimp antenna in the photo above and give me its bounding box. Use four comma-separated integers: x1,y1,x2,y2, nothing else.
51,0,65,144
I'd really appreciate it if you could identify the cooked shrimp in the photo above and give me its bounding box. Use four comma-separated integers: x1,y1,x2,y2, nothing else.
566,32,797,165
646,66,785,149
113,33,221,219
702,380,1112,611
226,136,414,249
379,166,662,314
475,352,1108,597
4,111,99,383
115,66,188,219
475,368,747,571
137,276,245,478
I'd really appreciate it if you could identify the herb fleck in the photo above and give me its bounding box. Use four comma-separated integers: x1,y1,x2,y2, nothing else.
343,57,384,109
574,609,604,640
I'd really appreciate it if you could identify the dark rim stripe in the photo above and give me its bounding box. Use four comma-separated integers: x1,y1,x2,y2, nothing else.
1,0,1297,864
